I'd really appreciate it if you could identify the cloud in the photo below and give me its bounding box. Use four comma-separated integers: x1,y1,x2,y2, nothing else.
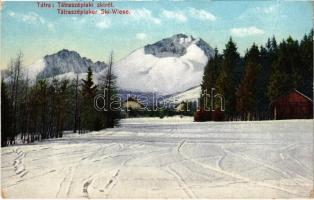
189,8,216,21
239,4,281,21
131,8,161,25
160,8,216,23
161,9,187,23
96,18,111,29
230,26,265,37
255,5,278,14
9,11,56,32
136,33,147,40
8,11,15,17
20,12,45,24
47,23,55,32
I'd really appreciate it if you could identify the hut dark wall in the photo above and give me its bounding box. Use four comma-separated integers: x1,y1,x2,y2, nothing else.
271,90,313,120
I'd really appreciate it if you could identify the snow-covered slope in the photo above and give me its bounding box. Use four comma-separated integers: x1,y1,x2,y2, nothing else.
2,59,46,82
24,59,46,80
113,34,213,95
164,85,201,104
2,119,313,198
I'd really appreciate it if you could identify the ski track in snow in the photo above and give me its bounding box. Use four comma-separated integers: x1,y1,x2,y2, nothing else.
13,148,28,178
1,117,313,198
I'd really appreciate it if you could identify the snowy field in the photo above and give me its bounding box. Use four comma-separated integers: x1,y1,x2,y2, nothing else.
1,117,313,198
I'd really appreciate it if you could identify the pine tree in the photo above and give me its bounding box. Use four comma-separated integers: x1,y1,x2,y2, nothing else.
103,52,120,128
299,30,313,97
74,73,81,133
200,48,222,111
26,80,48,142
254,36,279,111
271,36,278,52
267,36,302,101
55,79,69,138
47,79,57,139
38,80,48,140
236,44,261,119
200,61,212,110
81,67,97,131
1,80,12,146
19,75,30,143
216,38,241,113
286,36,302,87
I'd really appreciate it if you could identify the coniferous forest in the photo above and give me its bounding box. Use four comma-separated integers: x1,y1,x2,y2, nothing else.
198,30,313,121
1,53,120,147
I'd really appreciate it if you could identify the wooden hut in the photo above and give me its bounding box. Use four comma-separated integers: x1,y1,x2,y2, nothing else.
270,90,313,120
122,97,144,117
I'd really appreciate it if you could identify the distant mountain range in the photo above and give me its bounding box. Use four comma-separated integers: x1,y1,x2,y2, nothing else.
2,34,213,102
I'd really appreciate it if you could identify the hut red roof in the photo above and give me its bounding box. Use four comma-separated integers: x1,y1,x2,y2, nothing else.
270,89,313,119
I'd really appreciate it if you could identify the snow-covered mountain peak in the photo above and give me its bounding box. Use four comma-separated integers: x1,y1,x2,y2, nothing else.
143,33,213,59
37,49,107,79
171,33,195,45
53,49,80,59
115,34,214,95
2,49,108,82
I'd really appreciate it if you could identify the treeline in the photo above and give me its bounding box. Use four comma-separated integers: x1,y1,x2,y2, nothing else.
199,30,313,121
1,52,120,147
